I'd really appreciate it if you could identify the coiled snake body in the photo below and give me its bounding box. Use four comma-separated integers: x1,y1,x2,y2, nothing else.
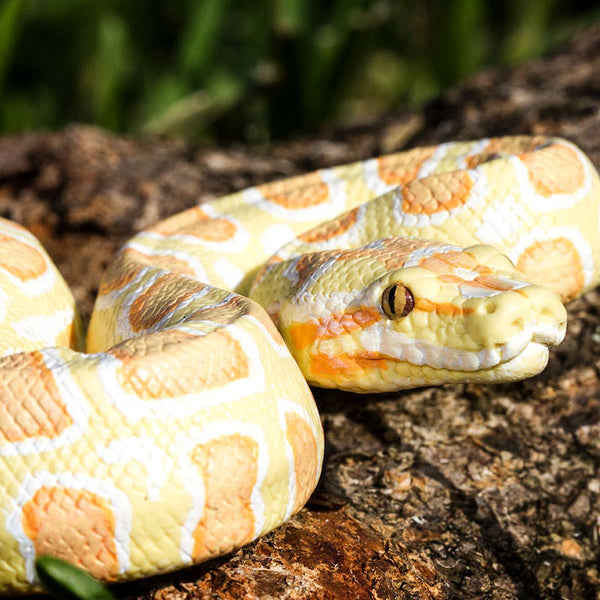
0,136,599,594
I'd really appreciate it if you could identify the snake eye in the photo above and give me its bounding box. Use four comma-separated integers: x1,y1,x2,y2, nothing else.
381,283,414,319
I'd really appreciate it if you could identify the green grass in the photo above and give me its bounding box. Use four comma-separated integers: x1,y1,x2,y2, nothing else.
0,0,598,142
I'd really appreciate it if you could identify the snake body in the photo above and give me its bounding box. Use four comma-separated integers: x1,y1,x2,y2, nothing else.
0,135,599,594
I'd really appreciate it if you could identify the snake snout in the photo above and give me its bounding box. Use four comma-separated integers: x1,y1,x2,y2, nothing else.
469,285,567,349
523,285,568,346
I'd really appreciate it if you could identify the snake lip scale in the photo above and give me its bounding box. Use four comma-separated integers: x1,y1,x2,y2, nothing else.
0,135,597,594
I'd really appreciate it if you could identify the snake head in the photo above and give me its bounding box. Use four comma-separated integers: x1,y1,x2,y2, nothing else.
278,240,567,392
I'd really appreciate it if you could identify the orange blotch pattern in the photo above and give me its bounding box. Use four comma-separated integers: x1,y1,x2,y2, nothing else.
288,321,320,351
128,274,200,332
285,239,446,297
285,413,319,514
417,250,511,295
416,249,523,296
468,274,521,292
258,172,330,208
376,146,436,186
151,207,210,236
327,306,382,336
183,293,247,327
401,171,474,214
111,329,250,400
415,298,474,318
0,352,72,443
464,136,549,169
152,207,237,242
185,218,237,242
516,237,585,301
418,250,488,275
0,235,47,281
310,351,390,378
124,248,196,278
191,435,258,560
417,250,499,292
21,487,119,581
298,206,359,244
284,252,336,292
519,143,586,197
99,255,144,296
288,306,381,350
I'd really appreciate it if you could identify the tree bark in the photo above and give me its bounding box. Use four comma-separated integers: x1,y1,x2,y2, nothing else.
1,24,600,600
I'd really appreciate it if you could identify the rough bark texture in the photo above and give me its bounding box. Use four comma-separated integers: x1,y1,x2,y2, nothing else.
2,24,600,600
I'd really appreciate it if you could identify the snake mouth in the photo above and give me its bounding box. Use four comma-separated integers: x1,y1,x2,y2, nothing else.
310,323,565,393
358,316,566,373
492,318,566,367
531,319,567,346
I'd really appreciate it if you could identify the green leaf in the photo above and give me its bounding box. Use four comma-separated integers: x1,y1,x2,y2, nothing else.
35,556,117,600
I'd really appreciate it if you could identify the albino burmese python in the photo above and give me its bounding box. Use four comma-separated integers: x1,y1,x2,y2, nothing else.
0,135,599,594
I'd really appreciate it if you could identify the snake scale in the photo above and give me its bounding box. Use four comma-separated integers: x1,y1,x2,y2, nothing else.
0,135,599,594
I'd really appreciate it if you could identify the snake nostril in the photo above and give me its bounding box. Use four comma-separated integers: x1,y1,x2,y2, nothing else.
512,317,525,330
541,306,559,320
480,302,497,314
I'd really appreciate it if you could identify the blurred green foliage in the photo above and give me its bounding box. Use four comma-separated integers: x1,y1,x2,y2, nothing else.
0,0,598,142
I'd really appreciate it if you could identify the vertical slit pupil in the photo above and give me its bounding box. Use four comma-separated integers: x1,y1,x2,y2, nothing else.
383,283,414,318
387,285,397,314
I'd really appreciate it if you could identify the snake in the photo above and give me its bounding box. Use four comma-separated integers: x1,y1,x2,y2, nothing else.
0,135,599,594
